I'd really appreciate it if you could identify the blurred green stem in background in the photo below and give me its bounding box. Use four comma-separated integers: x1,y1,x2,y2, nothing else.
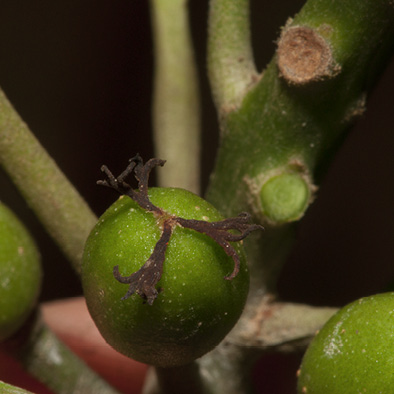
150,0,201,194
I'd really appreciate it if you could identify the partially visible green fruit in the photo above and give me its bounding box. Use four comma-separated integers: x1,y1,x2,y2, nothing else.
0,202,42,341
297,292,394,393
82,187,249,367
0,380,34,393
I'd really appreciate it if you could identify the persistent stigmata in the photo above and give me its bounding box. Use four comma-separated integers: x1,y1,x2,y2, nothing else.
98,154,263,305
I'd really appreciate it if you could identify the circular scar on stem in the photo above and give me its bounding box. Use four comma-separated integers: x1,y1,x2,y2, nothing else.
277,26,340,85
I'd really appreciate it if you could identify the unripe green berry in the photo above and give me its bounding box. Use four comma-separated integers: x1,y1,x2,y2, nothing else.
298,292,394,393
82,187,249,367
0,202,42,341
0,380,34,394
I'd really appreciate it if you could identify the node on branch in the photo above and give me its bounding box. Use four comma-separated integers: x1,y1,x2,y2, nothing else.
277,25,341,85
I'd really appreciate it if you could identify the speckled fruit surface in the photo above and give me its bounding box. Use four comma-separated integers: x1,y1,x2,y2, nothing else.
82,187,249,367
298,292,394,393
0,202,41,341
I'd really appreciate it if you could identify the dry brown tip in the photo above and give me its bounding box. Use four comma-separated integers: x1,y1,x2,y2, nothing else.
277,26,340,85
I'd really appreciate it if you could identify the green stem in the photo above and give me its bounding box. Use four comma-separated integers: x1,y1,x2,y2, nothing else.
200,1,394,390
206,0,394,293
198,300,337,394
229,299,337,349
0,87,97,275
199,344,257,394
207,0,257,112
6,311,120,394
143,362,206,394
150,0,201,194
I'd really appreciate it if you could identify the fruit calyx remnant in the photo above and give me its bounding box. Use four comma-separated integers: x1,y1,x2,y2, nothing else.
98,154,263,305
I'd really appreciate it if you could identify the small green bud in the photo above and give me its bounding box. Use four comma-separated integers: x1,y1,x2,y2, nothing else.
259,173,310,224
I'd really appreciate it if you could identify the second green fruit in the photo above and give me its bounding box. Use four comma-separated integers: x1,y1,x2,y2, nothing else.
0,202,42,341
298,292,394,393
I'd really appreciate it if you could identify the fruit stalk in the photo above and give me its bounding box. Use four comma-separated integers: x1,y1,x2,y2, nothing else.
143,363,205,394
197,300,337,394
0,87,97,274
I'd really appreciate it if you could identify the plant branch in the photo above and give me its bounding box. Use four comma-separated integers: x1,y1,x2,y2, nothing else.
0,87,97,275
198,299,337,394
229,297,337,350
206,0,394,294
207,0,258,112
150,0,201,194
199,0,394,391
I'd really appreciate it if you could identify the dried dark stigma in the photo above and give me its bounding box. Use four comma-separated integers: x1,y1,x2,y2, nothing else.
98,155,263,304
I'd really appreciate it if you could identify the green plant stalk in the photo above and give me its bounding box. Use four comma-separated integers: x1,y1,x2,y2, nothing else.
0,381,34,394
198,301,337,394
206,0,394,293
196,1,394,392
199,344,258,394
143,362,206,394
0,87,97,275
150,0,201,194
7,311,120,394
207,0,257,111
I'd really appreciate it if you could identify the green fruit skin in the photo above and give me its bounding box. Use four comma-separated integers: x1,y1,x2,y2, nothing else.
298,292,394,393
0,202,42,341
0,380,34,394
82,187,249,367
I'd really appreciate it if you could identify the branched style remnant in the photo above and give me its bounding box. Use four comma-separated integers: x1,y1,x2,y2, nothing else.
98,154,166,214
98,154,263,305
113,220,173,305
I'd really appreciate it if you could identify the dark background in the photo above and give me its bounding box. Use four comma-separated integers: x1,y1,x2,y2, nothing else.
0,1,393,392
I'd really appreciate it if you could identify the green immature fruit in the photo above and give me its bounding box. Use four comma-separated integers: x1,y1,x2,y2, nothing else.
0,380,34,394
0,202,42,341
297,292,394,393
82,188,250,368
